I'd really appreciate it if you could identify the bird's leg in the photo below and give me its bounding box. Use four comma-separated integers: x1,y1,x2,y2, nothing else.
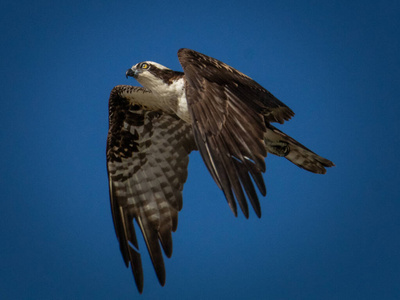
264,140,290,157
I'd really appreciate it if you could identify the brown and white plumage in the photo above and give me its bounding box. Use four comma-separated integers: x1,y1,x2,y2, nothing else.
106,48,334,293
107,85,196,291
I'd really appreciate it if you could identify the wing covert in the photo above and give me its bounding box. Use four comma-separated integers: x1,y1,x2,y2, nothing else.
178,48,295,124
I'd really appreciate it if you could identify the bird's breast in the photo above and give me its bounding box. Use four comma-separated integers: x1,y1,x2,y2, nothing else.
153,77,191,123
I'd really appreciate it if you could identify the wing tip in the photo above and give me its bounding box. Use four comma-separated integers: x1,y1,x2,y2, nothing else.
133,272,144,294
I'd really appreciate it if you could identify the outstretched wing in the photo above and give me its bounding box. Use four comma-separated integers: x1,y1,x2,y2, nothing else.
106,85,196,293
177,48,294,218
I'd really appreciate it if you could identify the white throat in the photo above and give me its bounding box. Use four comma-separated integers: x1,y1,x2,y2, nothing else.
138,75,191,123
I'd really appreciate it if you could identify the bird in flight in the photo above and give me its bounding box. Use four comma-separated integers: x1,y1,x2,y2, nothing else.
106,48,334,293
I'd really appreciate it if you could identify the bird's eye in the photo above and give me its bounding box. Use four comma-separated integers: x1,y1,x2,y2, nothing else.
140,63,149,69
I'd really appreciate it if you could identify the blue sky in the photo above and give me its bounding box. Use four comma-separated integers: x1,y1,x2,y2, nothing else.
1,0,399,299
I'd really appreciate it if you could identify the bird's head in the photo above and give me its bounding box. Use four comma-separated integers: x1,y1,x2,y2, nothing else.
126,61,174,91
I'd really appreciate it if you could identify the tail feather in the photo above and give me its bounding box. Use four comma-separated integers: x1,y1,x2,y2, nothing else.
264,123,334,174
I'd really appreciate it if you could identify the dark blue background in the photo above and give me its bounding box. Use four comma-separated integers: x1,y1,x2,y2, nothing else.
1,0,399,299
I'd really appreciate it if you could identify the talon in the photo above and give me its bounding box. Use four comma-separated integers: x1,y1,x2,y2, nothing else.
265,140,290,157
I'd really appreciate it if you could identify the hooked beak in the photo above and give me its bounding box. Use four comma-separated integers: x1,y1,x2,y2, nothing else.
126,68,137,79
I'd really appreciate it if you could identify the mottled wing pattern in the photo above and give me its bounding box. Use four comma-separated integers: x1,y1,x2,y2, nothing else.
106,85,196,293
177,48,294,218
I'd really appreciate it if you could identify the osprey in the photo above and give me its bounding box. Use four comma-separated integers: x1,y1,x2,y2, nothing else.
106,48,334,293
